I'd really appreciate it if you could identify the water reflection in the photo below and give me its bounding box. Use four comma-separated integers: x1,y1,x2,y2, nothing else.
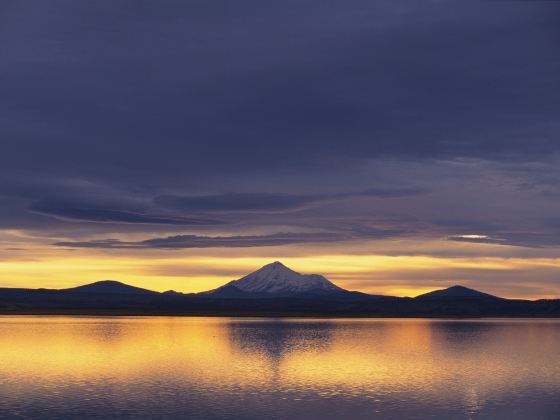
0,317,559,419
227,320,335,358
226,320,335,383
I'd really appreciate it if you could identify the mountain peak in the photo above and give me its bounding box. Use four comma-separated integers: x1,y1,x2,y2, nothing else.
210,261,345,296
271,261,288,268
254,261,297,276
415,284,499,300
447,285,478,293
90,280,125,286
262,261,291,269
63,280,157,295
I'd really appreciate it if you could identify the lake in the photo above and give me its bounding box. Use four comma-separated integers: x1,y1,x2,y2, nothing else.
0,316,559,419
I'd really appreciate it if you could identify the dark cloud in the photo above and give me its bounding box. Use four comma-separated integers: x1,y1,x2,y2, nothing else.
53,220,415,249
1,1,560,190
54,232,350,249
30,198,225,226
155,187,423,213
21,187,422,228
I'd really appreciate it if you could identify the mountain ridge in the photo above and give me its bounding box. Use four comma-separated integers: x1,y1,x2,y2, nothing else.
0,262,558,317
48,264,530,301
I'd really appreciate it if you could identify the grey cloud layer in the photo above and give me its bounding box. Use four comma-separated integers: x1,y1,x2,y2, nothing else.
1,1,560,255
2,1,560,186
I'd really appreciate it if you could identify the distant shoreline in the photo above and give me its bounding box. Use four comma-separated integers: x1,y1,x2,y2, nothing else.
1,309,559,318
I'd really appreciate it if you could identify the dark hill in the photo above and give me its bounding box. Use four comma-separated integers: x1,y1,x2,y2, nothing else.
63,280,157,295
415,285,500,300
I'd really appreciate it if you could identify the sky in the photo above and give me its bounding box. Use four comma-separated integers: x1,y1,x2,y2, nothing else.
1,0,560,299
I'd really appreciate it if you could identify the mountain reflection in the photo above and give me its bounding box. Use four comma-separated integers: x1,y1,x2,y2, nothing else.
227,320,335,358
224,319,336,385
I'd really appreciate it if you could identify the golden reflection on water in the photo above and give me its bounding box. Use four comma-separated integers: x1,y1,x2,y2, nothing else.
1,316,559,418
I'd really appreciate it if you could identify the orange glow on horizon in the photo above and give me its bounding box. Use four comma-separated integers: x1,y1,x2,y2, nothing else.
1,245,559,299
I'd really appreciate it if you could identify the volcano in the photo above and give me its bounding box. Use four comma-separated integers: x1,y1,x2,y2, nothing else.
203,261,372,299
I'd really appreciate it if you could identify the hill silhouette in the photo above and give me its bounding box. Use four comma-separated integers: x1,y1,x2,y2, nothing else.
415,285,500,300
64,280,158,295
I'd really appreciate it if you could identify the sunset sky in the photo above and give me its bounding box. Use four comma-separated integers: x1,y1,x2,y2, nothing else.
1,1,560,299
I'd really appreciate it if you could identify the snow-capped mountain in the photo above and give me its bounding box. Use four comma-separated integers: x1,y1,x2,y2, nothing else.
204,261,355,298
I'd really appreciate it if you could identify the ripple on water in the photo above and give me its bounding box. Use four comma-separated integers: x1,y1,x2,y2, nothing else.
0,317,559,419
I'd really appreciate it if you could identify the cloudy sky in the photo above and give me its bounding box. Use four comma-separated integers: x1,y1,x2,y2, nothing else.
1,0,560,298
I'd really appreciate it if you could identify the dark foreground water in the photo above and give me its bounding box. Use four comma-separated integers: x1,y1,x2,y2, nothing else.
0,317,559,419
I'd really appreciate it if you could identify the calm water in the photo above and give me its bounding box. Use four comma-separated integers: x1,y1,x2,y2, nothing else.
0,317,559,419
